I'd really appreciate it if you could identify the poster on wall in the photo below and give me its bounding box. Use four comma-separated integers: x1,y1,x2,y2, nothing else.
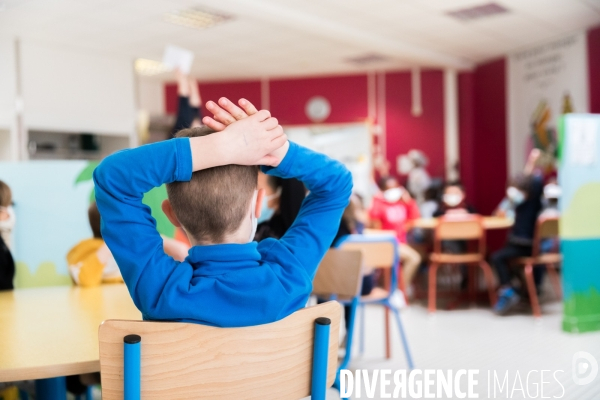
508,32,589,176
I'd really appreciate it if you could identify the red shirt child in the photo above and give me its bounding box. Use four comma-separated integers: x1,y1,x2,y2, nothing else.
369,181,420,243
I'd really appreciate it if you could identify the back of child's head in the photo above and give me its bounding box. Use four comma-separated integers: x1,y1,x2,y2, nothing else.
88,202,102,239
0,180,11,208
167,126,259,243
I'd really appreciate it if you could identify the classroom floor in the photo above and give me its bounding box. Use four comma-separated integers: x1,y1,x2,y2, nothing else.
323,290,600,400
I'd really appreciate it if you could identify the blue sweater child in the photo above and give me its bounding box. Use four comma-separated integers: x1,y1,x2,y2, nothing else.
94,107,352,327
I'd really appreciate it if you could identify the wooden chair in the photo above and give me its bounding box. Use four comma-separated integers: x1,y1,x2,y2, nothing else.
428,214,497,313
336,235,414,368
98,301,341,400
312,249,363,393
511,216,562,317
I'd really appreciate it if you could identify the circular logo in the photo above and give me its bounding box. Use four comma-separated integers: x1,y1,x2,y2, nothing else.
572,351,598,385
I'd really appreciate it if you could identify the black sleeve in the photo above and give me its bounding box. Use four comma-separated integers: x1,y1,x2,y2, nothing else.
171,96,194,137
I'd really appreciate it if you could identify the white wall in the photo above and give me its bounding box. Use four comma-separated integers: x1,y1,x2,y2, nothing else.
137,77,165,117
0,37,18,161
21,40,136,136
0,37,16,128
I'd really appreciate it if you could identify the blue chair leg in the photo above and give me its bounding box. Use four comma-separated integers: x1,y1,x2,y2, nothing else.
86,385,93,400
124,334,141,400
35,377,67,400
359,304,365,356
312,317,331,400
390,305,414,369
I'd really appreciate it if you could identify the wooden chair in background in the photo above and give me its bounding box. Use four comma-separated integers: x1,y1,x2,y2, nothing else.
336,235,414,368
511,216,562,317
428,214,497,313
98,301,341,400
313,249,363,392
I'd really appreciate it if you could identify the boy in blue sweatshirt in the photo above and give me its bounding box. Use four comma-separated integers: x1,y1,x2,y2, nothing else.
93,98,352,327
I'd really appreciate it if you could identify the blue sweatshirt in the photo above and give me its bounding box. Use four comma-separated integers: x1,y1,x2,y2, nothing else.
93,139,352,327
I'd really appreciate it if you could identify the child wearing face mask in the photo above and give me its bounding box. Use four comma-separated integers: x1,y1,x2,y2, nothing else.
369,176,422,290
491,149,544,315
0,181,15,252
433,182,476,217
0,180,15,291
254,173,306,241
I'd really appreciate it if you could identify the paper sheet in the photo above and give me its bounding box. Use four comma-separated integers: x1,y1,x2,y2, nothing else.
162,45,194,74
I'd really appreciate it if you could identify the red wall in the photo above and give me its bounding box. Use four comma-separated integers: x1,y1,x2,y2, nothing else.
472,58,508,216
165,72,447,181
458,72,476,205
165,80,262,118
269,75,369,125
385,70,446,179
588,25,600,113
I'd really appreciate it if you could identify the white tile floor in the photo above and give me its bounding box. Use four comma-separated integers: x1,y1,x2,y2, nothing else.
324,296,600,400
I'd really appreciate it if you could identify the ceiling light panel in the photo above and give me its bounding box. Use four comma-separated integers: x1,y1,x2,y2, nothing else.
134,58,169,76
165,7,233,30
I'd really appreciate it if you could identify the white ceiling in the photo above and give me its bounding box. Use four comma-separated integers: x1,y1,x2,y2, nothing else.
1,0,599,81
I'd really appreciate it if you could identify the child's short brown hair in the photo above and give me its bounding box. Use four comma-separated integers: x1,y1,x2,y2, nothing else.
89,202,102,239
0,180,12,207
167,126,259,243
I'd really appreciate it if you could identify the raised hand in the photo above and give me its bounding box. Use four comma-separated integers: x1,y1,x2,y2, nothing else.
202,97,288,167
203,97,258,131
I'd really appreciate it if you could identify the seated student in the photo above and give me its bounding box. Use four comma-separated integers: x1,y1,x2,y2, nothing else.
369,176,421,291
67,202,189,287
0,180,15,291
93,98,352,326
0,180,15,251
433,181,477,289
171,69,203,137
433,181,476,217
254,172,305,241
491,149,543,315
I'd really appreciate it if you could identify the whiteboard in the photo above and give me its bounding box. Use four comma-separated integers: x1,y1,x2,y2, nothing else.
285,124,373,204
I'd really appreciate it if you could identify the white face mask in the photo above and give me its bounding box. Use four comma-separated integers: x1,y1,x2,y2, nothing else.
506,187,526,205
248,190,258,242
543,183,561,199
383,187,403,203
443,193,463,207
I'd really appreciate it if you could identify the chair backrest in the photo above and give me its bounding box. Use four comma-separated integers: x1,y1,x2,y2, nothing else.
532,216,559,256
337,235,397,270
98,301,341,400
313,249,363,299
538,217,559,239
433,214,485,254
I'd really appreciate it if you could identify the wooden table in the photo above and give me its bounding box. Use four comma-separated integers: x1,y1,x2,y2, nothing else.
409,216,513,230
0,284,140,397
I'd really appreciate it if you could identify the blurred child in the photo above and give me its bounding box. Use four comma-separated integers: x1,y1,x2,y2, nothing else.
93,97,352,326
434,181,476,217
491,149,544,315
369,176,421,289
0,180,15,251
67,202,189,287
0,180,15,291
254,172,305,241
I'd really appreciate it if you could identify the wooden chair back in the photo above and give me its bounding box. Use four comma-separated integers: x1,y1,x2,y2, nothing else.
533,216,560,257
98,302,341,400
338,239,396,270
313,249,363,299
433,214,485,255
